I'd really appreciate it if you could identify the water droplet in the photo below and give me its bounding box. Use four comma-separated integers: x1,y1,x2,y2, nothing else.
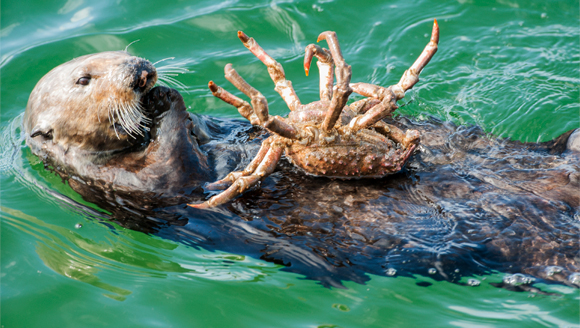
503,273,535,286
75,223,82,229
454,269,460,273
386,268,397,276
428,268,437,275
545,266,563,276
541,12,547,18
467,279,480,287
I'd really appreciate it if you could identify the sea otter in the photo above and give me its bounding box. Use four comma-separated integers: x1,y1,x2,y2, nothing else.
23,51,219,207
24,50,579,288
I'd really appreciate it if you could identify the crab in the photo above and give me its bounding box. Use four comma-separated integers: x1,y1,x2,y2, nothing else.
190,20,439,209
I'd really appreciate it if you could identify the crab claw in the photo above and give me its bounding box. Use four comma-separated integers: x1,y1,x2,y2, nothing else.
315,31,352,132
303,44,334,101
238,30,250,43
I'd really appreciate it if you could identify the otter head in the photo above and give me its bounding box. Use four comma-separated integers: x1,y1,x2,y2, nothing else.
24,51,157,154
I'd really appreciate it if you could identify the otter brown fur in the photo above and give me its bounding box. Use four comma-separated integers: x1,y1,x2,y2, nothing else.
24,52,580,289
24,52,213,204
25,52,156,152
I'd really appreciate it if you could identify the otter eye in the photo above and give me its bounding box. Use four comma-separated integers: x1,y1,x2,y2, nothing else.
76,76,91,86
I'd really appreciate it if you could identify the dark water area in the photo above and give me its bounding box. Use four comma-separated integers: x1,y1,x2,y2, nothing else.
2,0,579,327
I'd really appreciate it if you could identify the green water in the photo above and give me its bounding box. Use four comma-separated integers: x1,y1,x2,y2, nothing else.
1,0,579,327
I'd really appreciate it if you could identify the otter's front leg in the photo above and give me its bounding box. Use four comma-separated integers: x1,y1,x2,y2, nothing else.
135,86,212,190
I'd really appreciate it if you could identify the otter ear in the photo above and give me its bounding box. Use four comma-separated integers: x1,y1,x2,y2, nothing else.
30,125,53,140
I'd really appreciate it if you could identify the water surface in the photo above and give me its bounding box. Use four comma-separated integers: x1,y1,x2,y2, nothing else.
1,0,579,327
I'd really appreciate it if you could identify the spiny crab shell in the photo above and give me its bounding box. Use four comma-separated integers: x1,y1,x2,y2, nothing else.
284,110,416,177
190,20,439,208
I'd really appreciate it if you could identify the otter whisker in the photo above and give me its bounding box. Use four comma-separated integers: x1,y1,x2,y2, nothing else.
157,77,183,91
115,103,128,134
156,71,190,77
109,110,120,139
158,75,189,92
117,102,138,138
124,100,145,137
152,57,176,66
164,76,189,89
154,59,191,94
157,76,174,87
128,99,149,136
124,40,141,53
156,79,168,88
156,68,190,75
157,69,190,75
156,62,190,69
121,103,136,136
137,103,152,125
156,62,191,80
129,104,145,134
157,74,189,90
157,65,190,70
110,104,122,139
107,97,121,139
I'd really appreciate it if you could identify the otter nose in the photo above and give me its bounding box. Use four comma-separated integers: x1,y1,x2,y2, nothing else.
138,70,149,88
135,68,157,93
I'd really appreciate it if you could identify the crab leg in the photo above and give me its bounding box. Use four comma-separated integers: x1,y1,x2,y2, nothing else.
304,44,334,101
349,98,381,115
204,137,274,191
348,97,418,147
189,137,284,209
374,122,420,148
238,31,302,111
209,81,260,125
407,18,440,83
317,31,353,132
347,88,398,132
223,63,269,124
349,19,439,131
211,65,301,140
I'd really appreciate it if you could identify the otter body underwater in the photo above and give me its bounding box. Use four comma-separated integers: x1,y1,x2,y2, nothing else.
24,50,579,288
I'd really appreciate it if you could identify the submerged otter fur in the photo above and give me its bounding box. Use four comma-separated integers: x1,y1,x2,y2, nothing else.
24,52,580,288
